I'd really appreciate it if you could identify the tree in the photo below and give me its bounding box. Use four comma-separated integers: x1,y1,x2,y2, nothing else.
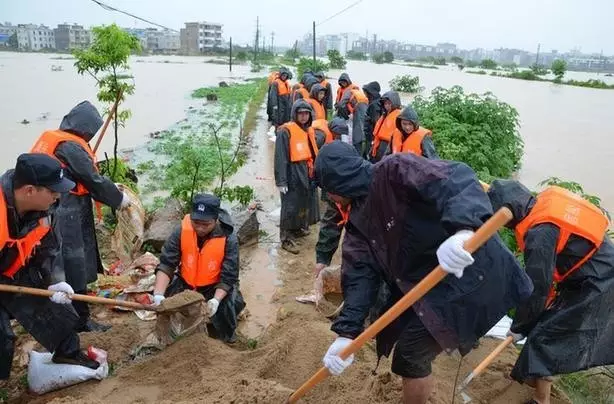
530,63,548,76
327,49,347,69
372,53,385,64
346,50,367,61
480,59,498,69
383,51,394,63
285,47,301,60
236,51,248,61
434,57,447,66
73,24,141,180
8,33,18,49
389,75,422,93
296,57,329,78
450,56,463,64
551,59,567,81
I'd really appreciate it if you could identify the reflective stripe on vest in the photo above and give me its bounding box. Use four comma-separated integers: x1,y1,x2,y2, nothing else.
180,215,226,288
0,188,51,279
307,98,326,120
274,78,290,96
392,127,432,155
282,122,319,178
311,119,334,144
515,186,609,306
371,109,401,157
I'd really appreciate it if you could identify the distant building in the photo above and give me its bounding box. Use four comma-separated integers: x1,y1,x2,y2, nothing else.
14,24,55,51
54,24,91,50
0,23,17,47
180,22,223,55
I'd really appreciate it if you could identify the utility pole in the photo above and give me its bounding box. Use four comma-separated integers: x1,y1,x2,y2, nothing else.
262,35,266,54
229,37,232,72
271,32,275,54
254,16,259,64
312,21,316,63
535,43,541,66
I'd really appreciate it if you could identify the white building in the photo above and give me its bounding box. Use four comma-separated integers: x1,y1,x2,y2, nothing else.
16,24,55,51
180,22,223,54
157,31,180,52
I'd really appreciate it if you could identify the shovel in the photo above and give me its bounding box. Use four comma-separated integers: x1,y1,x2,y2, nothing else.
286,207,513,403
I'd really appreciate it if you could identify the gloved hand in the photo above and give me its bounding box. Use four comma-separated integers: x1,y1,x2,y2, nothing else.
152,294,165,306
119,192,131,209
48,282,74,305
506,330,525,343
323,337,354,376
207,298,220,317
436,230,475,278
278,186,288,194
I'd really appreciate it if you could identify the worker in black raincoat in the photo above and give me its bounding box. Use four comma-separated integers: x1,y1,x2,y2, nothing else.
314,71,333,116
274,100,320,254
30,101,129,332
334,73,358,109
370,91,402,163
314,142,533,404
268,67,292,127
1,154,100,379
362,81,382,159
152,194,245,343
391,106,438,158
488,180,614,404
336,86,368,155
306,82,327,121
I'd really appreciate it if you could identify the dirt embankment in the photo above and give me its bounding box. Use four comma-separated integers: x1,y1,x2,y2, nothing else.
4,106,572,404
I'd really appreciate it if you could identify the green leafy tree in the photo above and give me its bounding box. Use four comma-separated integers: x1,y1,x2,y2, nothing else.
383,51,394,63
73,24,140,180
480,59,498,69
434,57,447,66
465,60,479,68
297,57,329,78
346,50,367,61
450,56,463,64
8,33,18,49
413,86,523,181
389,74,422,93
551,59,567,81
236,51,248,61
372,53,385,64
530,63,548,75
327,49,347,69
285,47,301,60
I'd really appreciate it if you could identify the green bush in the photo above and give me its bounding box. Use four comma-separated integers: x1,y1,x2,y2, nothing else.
346,50,367,61
327,50,347,69
434,57,447,66
389,74,422,93
508,70,543,81
413,86,523,182
372,53,385,64
480,59,498,69
297,57,329,78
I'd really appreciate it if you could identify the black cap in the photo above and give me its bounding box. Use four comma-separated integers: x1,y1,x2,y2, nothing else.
15,153,75,193
190,193,220,221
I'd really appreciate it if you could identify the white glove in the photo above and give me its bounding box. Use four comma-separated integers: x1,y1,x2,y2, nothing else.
278,186,288,194
48,281,74,305
436,230,475,278
506,330,525,343
323,337,354,376
207,298,220,316
152,294,165,306
340,134,350,144
119,192,131,209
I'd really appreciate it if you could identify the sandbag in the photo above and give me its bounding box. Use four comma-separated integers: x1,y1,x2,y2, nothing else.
111,185,145,266
27,350,109,394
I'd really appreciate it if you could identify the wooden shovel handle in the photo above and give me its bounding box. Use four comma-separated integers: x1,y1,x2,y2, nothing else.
458,335,514,391
0,283,157,312
287,207,513,403
93,89,124,154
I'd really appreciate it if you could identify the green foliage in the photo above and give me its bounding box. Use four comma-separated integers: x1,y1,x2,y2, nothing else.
389,74,422,93
407,63,438,70
466,70,487,75
450,56,463,64
327,49,347,69
433,57,447,66
0,387,7,402
465,60,479,68
530,63,549,75
296,57,329,78
413,86,523,182
501,62,518,72
558,369,614,404
507,70,542,81
480,59,498,69
235,51,248,61
372,53,385,64
247,338,258,349
383,51,395,63
73,24,141,181
346,50,367,61
8,33,18,49
98,158,138,194
564,79,614,89
215,185,255,206
284,47,301,60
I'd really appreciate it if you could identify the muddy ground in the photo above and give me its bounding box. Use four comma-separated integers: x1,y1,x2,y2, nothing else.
2,107,572,404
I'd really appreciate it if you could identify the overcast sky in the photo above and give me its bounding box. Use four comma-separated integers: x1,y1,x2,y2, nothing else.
4,0,613,54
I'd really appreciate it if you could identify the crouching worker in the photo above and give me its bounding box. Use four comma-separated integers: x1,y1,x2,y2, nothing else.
314,142,533,404
152,194,245,343
1,154,99,379
488,180,614,404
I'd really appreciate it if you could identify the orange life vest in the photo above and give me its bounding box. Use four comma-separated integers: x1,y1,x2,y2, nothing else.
0,187,51,279
274,78,290,96
179,215,227,289
321,79,329,89
336,203,351,227
293,86,310,103
347,89,368,114
268,71,279,84
371,109,401,157
392,127,432,156
515,186,609,307
307,98,326,120
282,122,319,178
336,84,359,103
311,119,334,144
31,130,103,220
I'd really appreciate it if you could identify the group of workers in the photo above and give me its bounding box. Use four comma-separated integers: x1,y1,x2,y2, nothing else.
269,68,614,404
1,101,245,381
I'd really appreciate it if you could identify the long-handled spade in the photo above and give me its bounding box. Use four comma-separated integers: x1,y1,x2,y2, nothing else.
285,206,513,403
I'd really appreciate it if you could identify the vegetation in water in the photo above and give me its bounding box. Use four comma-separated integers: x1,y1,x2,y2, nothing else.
346,50,368,61
389,74,423,93
327,50,347,69
372,51,394,64
551,59,567,81
407,63,438,69
296,57,329,78
480,59,498,69
413,86,523,182
466,70,488,75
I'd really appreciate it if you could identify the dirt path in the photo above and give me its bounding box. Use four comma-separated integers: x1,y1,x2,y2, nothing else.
6,105,572,404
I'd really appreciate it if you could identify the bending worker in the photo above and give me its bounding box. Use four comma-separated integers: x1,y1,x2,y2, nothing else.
152,193,245,344
1,154,100,379
314,142,532,404
488,180,614,404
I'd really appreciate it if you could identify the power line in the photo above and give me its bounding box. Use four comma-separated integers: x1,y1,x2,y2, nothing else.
316,0,364,27
89,0,178,32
